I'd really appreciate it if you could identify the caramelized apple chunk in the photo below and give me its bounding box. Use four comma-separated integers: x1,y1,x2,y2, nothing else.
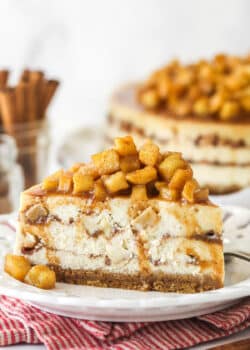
93,179,107,201
58,171,73,193
42,170,61,191
139,141,160,166
25,265,56,290
126,166,157,185
39,136,209,204
137,53,250,119
139,89,160,108
241,95,250,111
25,204,48,223
4,254,31,282
195,188,209,202
120,155,140,173
92,149,120,175
193,97,209,116
155,182,180,201
103,171,129,193
158,154,186,181
73,172,94,194
114,136,137,156
168,168,193,190
78,163,100,179
219,101,240,120
131,185,148,200
182,179,199,203
69,163,85,173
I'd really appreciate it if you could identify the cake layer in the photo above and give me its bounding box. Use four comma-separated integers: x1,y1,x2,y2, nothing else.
50,265,222,293
16,191,223,287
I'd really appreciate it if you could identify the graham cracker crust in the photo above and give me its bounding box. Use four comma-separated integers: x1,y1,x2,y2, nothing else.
207,185,243,195
49,265,222,293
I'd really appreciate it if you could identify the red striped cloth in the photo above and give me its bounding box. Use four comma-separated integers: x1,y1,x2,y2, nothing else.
0,296,249,350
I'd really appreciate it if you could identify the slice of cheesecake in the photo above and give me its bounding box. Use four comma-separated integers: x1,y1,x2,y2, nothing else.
15,136,224,293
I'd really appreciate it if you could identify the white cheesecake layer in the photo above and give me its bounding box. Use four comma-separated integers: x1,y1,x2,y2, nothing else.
15,233,222,276
16,193,223,282
192,163,250,192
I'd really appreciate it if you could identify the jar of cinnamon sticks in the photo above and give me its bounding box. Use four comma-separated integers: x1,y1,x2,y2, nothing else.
0,69,59,189
0,134,23,214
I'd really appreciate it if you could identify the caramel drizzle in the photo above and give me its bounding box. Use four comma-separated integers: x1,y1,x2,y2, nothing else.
132,229,150,275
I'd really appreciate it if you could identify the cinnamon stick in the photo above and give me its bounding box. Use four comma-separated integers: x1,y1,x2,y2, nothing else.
30,71,44,119
42,79,59,116
15,82,28,123
0,70,9,88
20,69,30,83
0,88,17,135
0,70,9,128
27,81,39,122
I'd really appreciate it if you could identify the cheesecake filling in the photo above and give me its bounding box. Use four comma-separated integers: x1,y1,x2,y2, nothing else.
108,114,250,149
16,197,223,279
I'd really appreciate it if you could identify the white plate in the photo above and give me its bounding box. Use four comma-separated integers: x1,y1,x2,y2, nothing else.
0,206,250,322
211,187,250,209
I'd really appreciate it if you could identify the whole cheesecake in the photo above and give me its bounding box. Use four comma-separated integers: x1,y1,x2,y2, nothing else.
106,54,250,194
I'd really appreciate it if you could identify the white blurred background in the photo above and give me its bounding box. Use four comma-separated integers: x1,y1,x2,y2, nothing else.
0,0,249,137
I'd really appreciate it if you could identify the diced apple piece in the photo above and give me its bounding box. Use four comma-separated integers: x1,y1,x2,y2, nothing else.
195,188,209,202
42,170,61,191
25,265,56,290
58,171,73,193
126,166,157,185
114,136,137,156
93,179,107,201
155,182,180,201
103,171,129,193
92,149,120,175
140,89,160,108
4,254,31,282
131,185,148,200
182,179,198,203
158,154,186,181
69,163,85,173
168,168,193,190
73,172,94,194
120,155,140,173
78,163,100,179
139,141,160,166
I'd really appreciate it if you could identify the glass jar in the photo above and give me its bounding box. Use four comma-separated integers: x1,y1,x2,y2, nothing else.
0,119,50,189
0,134,24,214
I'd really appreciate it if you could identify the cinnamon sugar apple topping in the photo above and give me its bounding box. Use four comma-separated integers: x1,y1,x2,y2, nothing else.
41,136,209,203
138,53,250,121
